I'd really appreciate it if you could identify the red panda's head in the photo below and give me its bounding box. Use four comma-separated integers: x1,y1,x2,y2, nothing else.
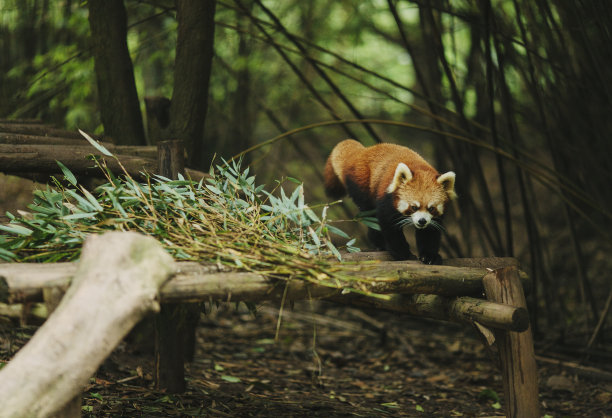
386,163,456,230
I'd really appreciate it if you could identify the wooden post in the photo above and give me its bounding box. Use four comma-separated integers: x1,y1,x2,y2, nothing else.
157,139,185,179
483,267,540,418
154,139,198,393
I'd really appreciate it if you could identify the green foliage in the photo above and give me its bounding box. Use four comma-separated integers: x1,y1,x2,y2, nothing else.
0,158,372,294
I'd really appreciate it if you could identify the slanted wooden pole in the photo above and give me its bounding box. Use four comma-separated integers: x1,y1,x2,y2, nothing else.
0,232,175,418
483,266,540,418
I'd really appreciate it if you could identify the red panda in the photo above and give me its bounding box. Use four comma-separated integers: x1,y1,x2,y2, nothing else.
324,139,456,264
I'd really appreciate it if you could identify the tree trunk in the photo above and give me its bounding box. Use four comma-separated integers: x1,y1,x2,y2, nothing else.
168,0,217,169
88,0,146,146
0,231,176,418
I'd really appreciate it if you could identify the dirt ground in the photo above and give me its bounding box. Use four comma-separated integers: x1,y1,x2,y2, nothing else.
2,301,611,417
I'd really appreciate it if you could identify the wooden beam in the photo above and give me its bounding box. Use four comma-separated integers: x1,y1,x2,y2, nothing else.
0,259,530,332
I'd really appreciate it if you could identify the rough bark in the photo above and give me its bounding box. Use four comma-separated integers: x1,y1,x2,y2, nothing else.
483,267,540,418
0,123,88,138
145,96,171,145
0,143,156,178
155,139,193,393
0,143,207,181
168,0,217,169
88,0,146,146
1,260,529,332
0,231,176,418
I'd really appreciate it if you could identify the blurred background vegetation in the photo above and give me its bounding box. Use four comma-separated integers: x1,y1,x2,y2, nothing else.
1,0,611,360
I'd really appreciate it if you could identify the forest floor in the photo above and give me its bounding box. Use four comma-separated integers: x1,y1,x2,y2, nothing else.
2,301,611,417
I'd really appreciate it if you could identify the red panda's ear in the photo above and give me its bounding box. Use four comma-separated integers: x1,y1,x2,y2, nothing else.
437,171,457,199
386,163,413,193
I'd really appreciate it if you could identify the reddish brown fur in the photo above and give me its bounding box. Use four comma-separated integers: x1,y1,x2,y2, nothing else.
324,139,442,208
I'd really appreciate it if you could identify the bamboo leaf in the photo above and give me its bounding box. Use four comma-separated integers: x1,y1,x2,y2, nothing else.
56,161,77,186
0,224,33,236
79,129,113,157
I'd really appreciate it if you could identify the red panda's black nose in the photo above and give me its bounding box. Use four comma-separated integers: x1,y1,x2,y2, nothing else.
417,218,428,227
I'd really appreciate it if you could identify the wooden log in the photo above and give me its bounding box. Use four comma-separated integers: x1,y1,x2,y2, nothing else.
0,125,100,139
0,143,206,181
342,251,520,268
0,143,157,178
0,133,159,158
0,231,176,418
0,132,96,146
0,260,529,332
1,259,528,301
333,293,529,332
0,118,44,124
483,267,539,418
339,260,529,296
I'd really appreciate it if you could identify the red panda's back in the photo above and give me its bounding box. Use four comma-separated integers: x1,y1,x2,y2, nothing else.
364,143,438,199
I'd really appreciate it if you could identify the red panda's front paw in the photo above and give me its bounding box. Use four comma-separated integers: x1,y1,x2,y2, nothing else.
419,253,442,265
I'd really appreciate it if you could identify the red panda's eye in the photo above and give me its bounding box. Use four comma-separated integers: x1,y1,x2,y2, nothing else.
411,204,419,211
428,207,436,214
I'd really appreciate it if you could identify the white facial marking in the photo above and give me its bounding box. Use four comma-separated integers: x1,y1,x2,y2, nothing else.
411,211,432,229
427,201,445,216
396,200,409,213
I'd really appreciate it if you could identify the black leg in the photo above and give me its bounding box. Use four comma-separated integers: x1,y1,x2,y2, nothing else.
382,223,413,260
415,225,442,265
367,227,386,250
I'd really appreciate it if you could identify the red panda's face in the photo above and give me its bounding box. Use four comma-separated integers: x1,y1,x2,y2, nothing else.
386,163,456,230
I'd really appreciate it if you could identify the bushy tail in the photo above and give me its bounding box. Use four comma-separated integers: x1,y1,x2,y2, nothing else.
323,156,346,199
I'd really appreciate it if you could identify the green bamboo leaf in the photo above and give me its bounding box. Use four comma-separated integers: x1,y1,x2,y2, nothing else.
80,187,104,211
56,161,77,186
65,190,95,212
308,227,321,246
360,217,381,231
0,224,33,236
0,247,17,260
79,129,113,157
326,225,350,239
327,239,342,260
61,212,97,220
